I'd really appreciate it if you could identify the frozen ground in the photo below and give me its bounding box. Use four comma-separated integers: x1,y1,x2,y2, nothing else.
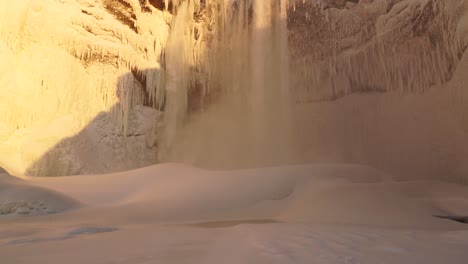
1,164,468,263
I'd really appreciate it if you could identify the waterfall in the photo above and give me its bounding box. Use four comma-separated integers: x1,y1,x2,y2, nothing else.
250,0,292,163
161,0,293,167
159,1,191,159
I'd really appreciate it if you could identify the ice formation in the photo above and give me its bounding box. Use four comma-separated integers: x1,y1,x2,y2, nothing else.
289,0,466,100
285,0,468,182
0,0,467,181
0,0,169,175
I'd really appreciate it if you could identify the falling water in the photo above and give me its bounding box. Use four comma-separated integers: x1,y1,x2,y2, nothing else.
160,0,293,167
249,0,292,163
159,1,191,159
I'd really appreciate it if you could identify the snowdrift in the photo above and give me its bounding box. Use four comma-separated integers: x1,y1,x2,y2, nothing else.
19,164,468,229
2,164,468,264
0,172,79,217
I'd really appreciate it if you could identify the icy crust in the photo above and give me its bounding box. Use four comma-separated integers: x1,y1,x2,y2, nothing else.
0,200,56,216
0,173,79,217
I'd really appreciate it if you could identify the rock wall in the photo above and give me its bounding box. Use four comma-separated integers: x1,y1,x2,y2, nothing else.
287,0,468,181
289,0,466,100
0,0,169,176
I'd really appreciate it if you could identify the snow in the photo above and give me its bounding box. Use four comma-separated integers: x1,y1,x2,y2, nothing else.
0,173,79,217
1,164,468,263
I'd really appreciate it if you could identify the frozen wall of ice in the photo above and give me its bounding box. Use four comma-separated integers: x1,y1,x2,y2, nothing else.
0,0,169,176
287,0,468,181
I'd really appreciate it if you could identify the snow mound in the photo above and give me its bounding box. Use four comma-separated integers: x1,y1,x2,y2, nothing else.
27,163,468,228
0,174,79,217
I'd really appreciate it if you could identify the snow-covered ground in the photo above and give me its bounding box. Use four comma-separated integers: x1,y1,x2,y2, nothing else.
1,164,468,263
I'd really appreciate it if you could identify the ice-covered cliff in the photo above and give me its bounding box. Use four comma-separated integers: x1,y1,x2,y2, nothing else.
1,0,467,181
166,0,468,182
286,0,468,181
0,0,170,175
290,0,466,100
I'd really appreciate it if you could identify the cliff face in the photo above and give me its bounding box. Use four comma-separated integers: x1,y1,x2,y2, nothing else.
1,0,468,181
0,0,170,175
289,0,466,100
287,0,468,181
